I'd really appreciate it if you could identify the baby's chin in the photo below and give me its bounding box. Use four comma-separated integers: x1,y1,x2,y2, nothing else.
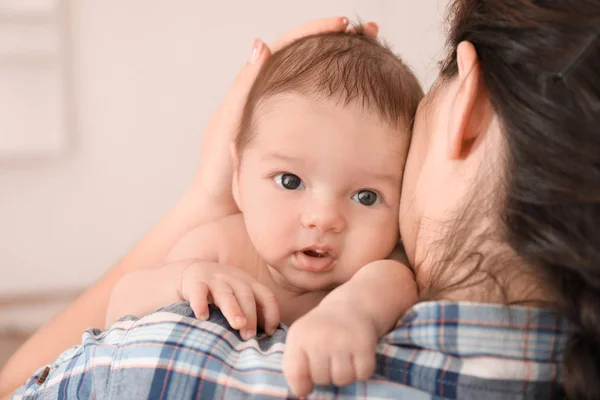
291,279,340,293
267,263,342,293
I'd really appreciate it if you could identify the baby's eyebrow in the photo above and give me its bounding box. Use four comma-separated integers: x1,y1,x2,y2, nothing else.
260,153,303,163
260,152,401,185
360,171,402,186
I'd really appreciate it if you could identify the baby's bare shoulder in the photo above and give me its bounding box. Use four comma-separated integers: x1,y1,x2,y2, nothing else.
216,213,245,231
167,213,263,276
214,214,264,275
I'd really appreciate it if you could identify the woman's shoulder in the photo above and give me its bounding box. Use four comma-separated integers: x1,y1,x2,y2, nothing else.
376,300,574,399
384,300,574,357
13,302,571,399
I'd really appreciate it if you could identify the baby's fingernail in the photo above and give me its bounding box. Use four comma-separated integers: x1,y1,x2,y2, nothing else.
242,330,255,340
341,17,349,26
249,38,264,64
198,314,209,321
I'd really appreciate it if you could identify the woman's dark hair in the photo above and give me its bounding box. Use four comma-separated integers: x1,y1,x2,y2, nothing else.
438,0,599,398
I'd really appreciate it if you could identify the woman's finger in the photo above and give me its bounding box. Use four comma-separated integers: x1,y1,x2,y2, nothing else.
186,281,211,320
251,282,280,335
271,16,350,52
196,38,271,201
363,21,379,38
347,21,379,38
214,38,271,124
209,279,247,330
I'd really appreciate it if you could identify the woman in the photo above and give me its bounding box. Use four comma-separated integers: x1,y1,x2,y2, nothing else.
3,0,599,398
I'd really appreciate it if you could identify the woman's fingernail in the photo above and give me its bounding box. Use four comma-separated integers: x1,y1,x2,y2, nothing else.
250,38,263,64
235,316,246,327
341,17,349,26
368,22,379,33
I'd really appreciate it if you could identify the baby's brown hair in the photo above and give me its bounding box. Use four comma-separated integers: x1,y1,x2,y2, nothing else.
235,31,424,154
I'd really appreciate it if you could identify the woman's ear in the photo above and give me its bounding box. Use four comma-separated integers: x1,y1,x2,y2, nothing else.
230,143,242,210
447,41,491,160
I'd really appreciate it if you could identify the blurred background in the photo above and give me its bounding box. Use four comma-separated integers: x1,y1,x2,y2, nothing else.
0,0,447,365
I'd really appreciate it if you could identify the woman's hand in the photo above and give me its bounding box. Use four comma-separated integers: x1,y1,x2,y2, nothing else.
194,17,378,221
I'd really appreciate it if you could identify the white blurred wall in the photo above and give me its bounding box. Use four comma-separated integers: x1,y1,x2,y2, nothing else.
0,0,447,295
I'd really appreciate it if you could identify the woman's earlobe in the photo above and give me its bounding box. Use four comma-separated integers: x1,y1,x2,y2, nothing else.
448,41,491,160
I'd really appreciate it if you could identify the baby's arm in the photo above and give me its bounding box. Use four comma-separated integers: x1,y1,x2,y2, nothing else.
166,214,248,262
105,219,224,327
284,256,417,396
105,259,199,327
334,258,417,336
313,257,416,339
106,215,269,332
106,259,279,339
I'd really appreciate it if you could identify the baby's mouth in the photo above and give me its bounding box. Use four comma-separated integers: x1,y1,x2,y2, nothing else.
294,247,337,272
303,249,330,258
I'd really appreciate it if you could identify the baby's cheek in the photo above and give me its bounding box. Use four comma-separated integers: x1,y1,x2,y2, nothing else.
353,219,397,266
378,214,402,257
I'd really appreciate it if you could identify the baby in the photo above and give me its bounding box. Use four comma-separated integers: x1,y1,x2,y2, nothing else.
107,32,423,342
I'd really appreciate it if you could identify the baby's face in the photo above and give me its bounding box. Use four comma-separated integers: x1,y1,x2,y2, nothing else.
235,93,409,292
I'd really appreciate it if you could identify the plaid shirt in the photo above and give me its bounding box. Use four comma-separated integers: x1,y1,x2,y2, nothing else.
12,301,574,399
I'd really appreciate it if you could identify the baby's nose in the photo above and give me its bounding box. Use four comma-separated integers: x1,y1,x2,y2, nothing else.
301,197,346,233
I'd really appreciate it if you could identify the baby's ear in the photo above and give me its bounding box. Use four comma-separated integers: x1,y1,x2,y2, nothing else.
230,143,242,210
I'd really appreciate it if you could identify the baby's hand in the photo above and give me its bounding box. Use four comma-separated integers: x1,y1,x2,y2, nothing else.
283,300,378,396
180,261,280,340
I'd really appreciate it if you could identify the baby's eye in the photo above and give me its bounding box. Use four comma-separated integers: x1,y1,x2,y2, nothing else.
274,173,305,190
351,190,381,206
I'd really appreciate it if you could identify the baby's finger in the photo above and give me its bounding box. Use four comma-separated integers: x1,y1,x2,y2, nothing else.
283,346,313,396
308,352,332,386
331,354,355,387
251,282,280,335
353,352,376,382
271,17,349,52
186,281,211,320
209,280,247,330
229,280,258,340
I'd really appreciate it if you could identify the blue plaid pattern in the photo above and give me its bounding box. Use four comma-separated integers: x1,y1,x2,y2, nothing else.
12,301,574,399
